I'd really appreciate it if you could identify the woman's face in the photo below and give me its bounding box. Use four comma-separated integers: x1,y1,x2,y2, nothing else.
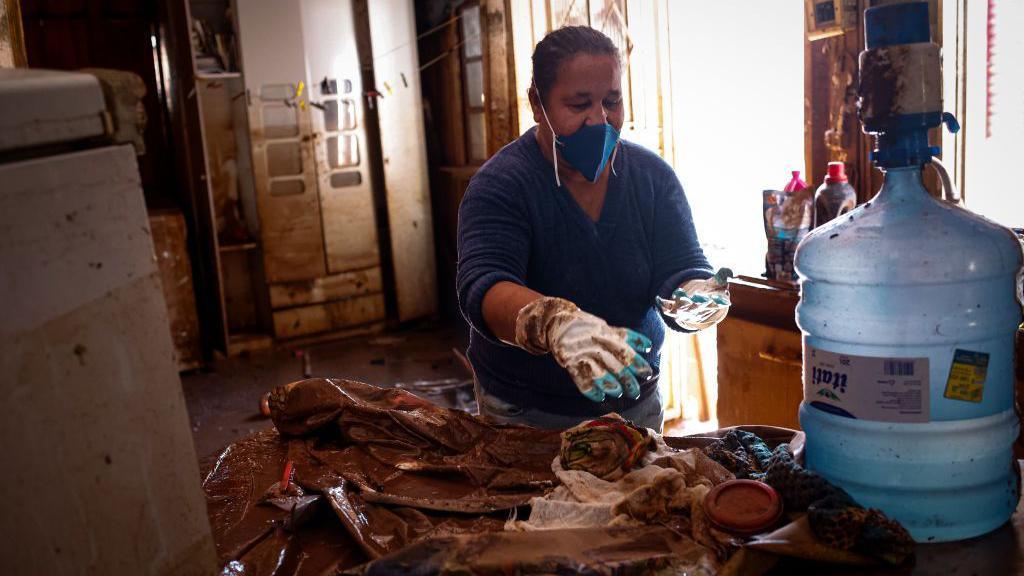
531,53,624,145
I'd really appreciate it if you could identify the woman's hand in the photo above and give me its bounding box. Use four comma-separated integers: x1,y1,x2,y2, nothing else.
513,297,653,402
657,267,733,331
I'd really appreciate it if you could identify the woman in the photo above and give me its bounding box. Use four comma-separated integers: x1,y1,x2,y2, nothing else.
457,26,729,431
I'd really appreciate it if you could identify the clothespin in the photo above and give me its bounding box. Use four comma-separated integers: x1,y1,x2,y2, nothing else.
365,90,382,110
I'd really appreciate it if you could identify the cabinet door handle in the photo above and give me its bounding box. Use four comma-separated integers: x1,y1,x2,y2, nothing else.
758,351,802,368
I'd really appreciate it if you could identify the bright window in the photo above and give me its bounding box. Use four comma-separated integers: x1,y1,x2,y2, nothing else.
946,0,1024,228
665,1,806,277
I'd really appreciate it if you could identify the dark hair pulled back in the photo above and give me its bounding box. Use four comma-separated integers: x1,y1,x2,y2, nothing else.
531,26,620,103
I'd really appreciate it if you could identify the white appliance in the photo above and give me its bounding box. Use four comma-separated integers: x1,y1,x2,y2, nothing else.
0,69,216,575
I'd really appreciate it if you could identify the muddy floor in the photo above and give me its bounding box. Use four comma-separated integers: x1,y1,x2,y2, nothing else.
182,323,468,458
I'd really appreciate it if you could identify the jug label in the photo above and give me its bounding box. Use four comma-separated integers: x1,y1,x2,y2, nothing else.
943,349,989,403
804,346,930,422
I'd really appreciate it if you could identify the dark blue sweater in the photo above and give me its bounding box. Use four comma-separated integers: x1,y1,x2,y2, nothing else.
456,127,712,416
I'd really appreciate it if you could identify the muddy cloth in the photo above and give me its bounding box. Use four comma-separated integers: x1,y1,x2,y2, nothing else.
512,421,738,559
703,429,774,480
701,430,914,566
343,526,719,576
763,444,915,565
559,413,654,480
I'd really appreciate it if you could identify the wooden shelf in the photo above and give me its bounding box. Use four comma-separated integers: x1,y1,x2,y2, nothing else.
728,275,800,332
196,71,242,80
219,241,258,253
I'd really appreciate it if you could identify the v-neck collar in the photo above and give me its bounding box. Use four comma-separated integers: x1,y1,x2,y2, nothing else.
558,174,620,232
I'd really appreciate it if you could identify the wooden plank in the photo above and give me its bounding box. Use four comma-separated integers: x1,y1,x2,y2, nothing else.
483,0,516,155
1,0,29,67
283,320,385,349
273,293,386,339
149,209,202,371
236,0,327,283
717,316,804,430
219,241,258,252
269,266,383,309
227,332,273,356
197,77,250,244
220,249,259,332
441,15,468,166
728,276,800,332
366,0,438,321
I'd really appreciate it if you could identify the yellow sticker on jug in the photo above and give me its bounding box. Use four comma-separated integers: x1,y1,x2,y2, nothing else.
944,349,988,403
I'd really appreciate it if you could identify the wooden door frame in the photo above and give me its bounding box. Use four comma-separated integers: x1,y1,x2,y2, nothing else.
2,0,27,67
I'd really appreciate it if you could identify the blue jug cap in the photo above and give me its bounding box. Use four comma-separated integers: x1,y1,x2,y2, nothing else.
865,2,931,49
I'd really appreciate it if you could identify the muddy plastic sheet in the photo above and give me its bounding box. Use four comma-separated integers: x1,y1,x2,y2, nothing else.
202,429,512,572
202,381,808,575
342,526,720,576
268,378,563,512
203,379,565,572
202,429,368,574
321,478,506,559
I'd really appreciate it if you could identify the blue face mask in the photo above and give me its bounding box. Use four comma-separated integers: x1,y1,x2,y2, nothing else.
558,123,620,183
537,88,620,186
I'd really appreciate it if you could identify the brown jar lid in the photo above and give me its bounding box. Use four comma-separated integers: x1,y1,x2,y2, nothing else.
705,479,783,536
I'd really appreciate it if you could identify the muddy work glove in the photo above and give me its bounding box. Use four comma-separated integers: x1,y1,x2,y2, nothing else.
513,297,653,402
657,267,733,331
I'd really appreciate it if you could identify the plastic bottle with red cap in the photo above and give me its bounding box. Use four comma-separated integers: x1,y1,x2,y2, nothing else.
783,170,806,193
812,161,857,229
763,170,812,282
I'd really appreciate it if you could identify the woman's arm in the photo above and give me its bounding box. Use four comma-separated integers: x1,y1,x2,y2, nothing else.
481,281,544,344
457,170,653,402
456,171,535,344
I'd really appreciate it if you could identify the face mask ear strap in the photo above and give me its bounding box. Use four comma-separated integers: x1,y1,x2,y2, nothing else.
610,143,619,178
533,82,561,188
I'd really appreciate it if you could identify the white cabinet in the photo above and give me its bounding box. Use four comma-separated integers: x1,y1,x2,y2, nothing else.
235,0,436,339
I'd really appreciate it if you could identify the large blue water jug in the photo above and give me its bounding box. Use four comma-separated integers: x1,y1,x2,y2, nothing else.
795,166,1023,542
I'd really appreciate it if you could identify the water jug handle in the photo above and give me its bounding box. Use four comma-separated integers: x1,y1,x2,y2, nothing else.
929,155,961,205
